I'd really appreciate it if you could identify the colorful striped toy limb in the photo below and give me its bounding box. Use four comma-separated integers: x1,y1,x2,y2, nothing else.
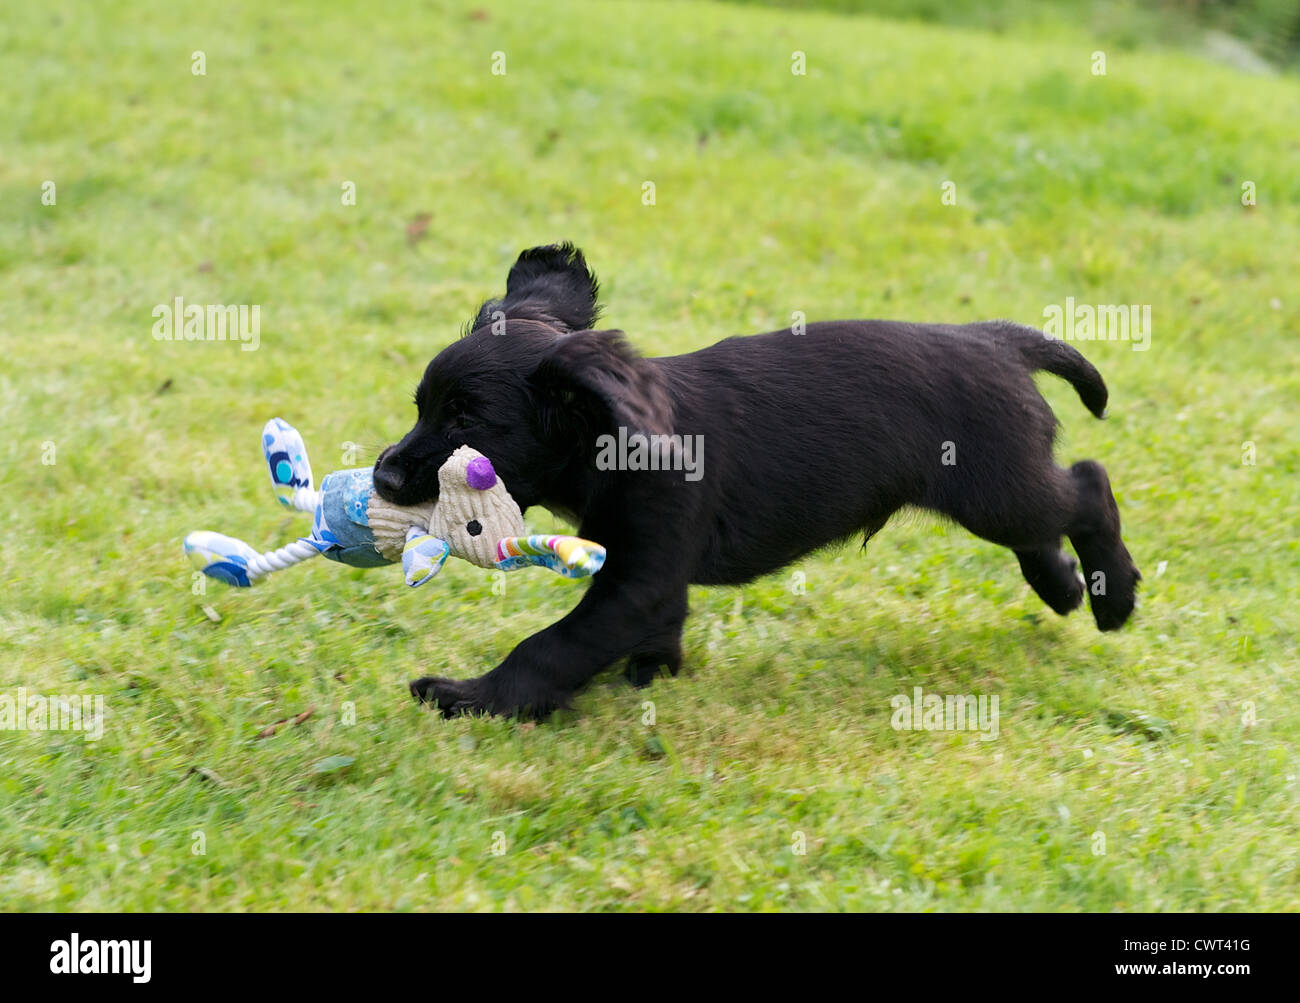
184,530,323,587
495,535,606,578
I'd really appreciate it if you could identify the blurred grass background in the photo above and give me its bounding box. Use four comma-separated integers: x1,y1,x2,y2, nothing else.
0,0,1297,910
738,0,1300,68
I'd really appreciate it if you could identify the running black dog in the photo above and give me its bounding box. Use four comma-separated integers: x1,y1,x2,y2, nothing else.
374,243,1140,718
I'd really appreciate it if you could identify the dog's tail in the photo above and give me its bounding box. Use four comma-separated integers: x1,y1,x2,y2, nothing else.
991,321,1109,418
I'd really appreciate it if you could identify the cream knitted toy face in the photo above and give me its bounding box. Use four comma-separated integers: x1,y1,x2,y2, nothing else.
365,444,606,583
365,446,525,568
364,445,525,568
429,445,527,568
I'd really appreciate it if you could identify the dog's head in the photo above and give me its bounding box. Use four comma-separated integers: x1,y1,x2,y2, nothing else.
373,243,673,515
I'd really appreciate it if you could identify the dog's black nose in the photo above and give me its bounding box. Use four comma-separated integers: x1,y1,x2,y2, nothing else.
373,462,404,497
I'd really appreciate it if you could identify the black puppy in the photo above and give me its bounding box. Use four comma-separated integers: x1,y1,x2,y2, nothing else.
375,243,1140,718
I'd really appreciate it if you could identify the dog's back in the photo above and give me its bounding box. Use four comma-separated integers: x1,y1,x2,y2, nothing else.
663,320,1120,591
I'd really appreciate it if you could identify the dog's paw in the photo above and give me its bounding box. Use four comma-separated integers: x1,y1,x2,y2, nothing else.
409,674,567,721
1018,548,1086,617
409,676,488,718
624,652,682,689
1050,555,1087,616
1090,560,1141,632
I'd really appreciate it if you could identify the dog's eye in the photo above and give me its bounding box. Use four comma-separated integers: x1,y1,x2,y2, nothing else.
440,402,466,428
444,398,475,432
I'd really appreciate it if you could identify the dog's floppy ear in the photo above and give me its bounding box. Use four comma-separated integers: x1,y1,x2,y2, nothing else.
468,242,601,334
531,330,673,441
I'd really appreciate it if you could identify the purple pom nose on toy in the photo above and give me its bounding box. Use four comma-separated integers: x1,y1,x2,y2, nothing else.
466,456,497,491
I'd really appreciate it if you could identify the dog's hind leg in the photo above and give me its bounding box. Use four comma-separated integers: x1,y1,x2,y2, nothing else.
1064,460,1141,631
933,459,1138,630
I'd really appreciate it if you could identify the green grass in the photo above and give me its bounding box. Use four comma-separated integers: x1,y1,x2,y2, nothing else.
1,0,1298,911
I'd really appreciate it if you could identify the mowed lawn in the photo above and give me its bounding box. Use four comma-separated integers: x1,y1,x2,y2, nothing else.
1,0,1297,910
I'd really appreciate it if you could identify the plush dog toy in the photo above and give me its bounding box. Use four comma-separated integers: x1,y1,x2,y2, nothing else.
184,418,605,588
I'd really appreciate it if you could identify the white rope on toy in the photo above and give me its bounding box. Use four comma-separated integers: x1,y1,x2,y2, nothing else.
285,487,320,513
243,538,322,580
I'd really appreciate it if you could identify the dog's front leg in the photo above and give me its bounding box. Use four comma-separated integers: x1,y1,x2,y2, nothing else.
409,572,686,719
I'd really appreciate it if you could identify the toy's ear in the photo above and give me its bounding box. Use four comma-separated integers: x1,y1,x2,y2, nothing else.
530,330,674,441
467,242,601,334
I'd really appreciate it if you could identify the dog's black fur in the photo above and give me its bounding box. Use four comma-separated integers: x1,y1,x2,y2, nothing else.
375,243,1140,718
